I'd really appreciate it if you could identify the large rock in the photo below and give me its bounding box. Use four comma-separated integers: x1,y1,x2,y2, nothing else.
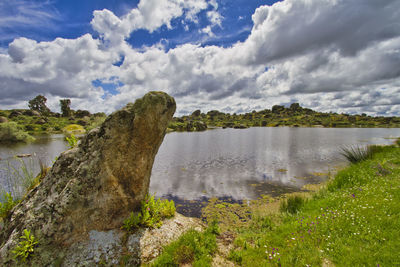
0,92,176,265
0,116,8,123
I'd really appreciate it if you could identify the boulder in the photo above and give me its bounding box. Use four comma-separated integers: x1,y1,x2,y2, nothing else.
23,110,41,116
35,118,47,125
0,92,176,266
8,111,22,118
0,116,8,123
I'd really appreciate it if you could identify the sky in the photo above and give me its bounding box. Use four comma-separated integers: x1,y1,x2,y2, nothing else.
0,0,400,116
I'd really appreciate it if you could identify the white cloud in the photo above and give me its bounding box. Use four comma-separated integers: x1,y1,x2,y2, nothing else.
91,0,210,46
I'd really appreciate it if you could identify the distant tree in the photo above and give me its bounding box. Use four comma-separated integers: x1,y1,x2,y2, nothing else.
74,109,91,118
191,110,201,117
28,95,50,116
289,103,301,112
60,99,72,117
272,105,285,114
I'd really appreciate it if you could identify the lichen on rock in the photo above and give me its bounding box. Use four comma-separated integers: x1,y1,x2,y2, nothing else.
0,92,180,266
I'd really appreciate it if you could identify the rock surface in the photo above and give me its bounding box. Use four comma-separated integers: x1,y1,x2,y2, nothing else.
0,91,177,266
0,116,8,123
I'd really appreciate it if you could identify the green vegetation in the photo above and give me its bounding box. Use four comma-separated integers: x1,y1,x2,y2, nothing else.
0,95,106,138
0,192,18,219
168,103,400,132
12,229,38,262
151,221,219,267
122,194,176,231
224,144,400,266
65,134,78,148
0,122,35,143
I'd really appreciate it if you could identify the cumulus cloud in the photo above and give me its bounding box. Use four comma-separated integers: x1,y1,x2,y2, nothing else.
91,0,211,46
1,0,400,117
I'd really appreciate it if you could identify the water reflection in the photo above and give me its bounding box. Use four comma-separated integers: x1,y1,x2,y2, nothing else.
0,128,399,204
150,128,400,201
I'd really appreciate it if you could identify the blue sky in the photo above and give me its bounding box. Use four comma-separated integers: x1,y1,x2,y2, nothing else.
1,0,400,116
0,0,273,49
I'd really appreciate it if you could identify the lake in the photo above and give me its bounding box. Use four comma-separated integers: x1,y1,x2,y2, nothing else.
1,128,399,216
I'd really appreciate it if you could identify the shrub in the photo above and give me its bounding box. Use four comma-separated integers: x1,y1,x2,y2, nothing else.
0,122,35,143
122,194,176,232
280,195,305,214
12,229,38,262
396,138,400,147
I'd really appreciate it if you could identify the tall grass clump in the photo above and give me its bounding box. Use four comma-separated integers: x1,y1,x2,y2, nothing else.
0,122,35,143
340,144,385,164
2,158,35,199
1,157,47,201
280,195,306,214
396,138,400,147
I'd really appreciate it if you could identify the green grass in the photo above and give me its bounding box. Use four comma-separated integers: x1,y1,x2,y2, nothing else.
151,221,219,267
228,145,400,266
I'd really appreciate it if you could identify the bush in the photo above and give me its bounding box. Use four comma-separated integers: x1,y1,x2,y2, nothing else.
0,122,35,143
280,195,305,214
122,194,176,231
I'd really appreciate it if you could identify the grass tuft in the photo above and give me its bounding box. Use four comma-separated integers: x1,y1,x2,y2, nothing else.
280,195,306,214
340,144,385,164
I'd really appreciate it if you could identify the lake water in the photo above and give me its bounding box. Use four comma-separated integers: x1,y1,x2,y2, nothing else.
1,128,399,216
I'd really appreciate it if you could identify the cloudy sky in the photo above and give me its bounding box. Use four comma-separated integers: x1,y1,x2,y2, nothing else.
1,0,400,116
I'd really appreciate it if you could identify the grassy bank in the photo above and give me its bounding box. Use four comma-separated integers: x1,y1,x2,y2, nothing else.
152,141,400,266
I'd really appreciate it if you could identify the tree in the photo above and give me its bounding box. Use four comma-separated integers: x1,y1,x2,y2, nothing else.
60,99,72,117
28,95,50,116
